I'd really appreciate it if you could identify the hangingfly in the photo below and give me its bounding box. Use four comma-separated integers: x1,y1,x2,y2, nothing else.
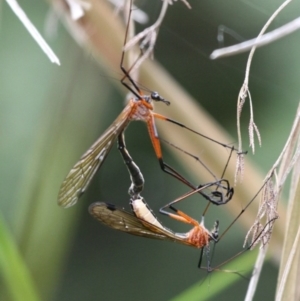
58,91,168,208
89,133,221,267
89,199,219,250
57,0,237,208
90,133,277,272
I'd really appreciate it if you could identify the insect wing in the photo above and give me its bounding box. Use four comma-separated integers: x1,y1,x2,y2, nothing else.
58,106,132,208
89,202,175,240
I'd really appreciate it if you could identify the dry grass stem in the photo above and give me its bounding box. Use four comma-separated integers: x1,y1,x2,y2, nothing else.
210,15,300,59
267,104,300,182
244,246,268,301
123,0,170,72
64,0,91,20
254,105,299,238
276,226,300,301
6,0,60,64
234,152,245,184
243,178,277,250
275,106,300,300
247,89,261,154
235,0,293,158
108,0,149,24
242,105,300,300
123,0,190,72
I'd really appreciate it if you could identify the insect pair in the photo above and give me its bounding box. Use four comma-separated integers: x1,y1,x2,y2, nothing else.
57,0,274,280
57,0,244,269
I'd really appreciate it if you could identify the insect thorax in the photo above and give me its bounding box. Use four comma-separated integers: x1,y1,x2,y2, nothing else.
187,226,210,248
129,98,153,121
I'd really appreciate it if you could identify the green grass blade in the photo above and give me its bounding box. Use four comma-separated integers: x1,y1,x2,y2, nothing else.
0,213,40,301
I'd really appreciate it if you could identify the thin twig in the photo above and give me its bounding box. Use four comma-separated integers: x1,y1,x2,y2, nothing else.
124,0,190,72
244,246,268,301
266,104,300,181
243,104,300,299
6,0,60,65
123,0,170,71
211,16,300,59
235,0,293,159
276,226,300,301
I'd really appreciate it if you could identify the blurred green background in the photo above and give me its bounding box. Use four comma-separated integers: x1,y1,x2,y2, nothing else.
0,0,299,300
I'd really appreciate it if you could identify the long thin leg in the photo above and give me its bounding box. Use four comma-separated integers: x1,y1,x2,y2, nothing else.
158,190,220,270
159,183,228,219
117,132,144,198
153,112,244,153
117,131,223,227
117,133,224,271
216,174,274,243
147,115,234,205
119,0,147,100
158,160,234,205
202,217,278,274
119,0,237,205
200,175,277,274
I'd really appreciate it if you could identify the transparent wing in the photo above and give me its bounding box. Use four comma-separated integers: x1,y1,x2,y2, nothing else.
89,202,176,240
58,106,132,208
89,202,194,248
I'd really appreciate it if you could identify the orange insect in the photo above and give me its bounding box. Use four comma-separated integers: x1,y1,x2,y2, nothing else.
58,0,237,208
89,133,231,267
89,195,219,251
90,133,275,270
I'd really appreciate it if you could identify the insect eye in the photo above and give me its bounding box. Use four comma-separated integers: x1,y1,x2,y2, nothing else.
151,91,160,100
212,232,219,240
210,220,219,241
151,92,170,105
